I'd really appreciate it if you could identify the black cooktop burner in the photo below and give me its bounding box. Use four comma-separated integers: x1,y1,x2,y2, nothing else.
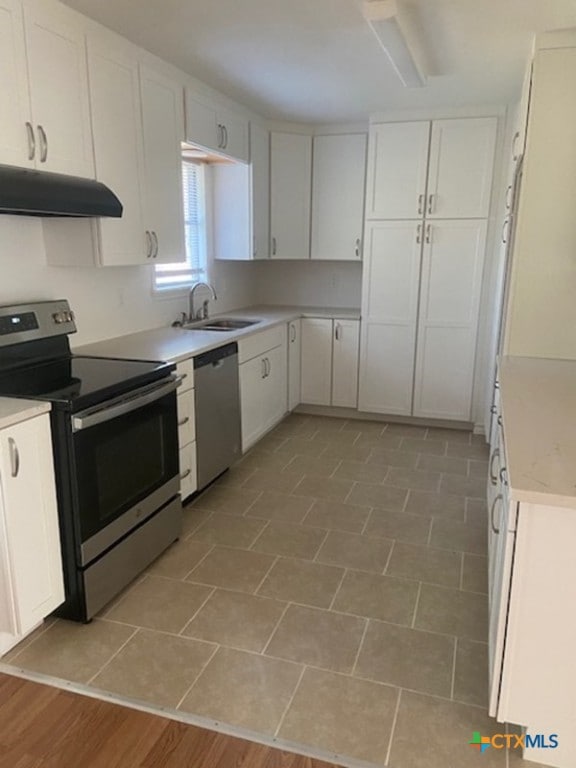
0,355,173,412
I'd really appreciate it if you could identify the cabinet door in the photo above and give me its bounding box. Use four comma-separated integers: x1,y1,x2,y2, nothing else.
301,318,332,405
251,122,270,260
287,320,301,411
262,344,288,431
270,132,312,260
213,162,252,260
0,415,64,634
311,134,367,261
140,66,186,264
488,478,516,718
219,107,249,163
366,121,430,220
184,90,218,153
88,37,147,265
0,0,33,167
358,222,422,416
413,220,487,421
239,355,267,452
427,118,496,219
24,4,94,177
332,320,360,408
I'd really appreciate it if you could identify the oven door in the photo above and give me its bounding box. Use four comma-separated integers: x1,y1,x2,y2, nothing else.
71,376,180,565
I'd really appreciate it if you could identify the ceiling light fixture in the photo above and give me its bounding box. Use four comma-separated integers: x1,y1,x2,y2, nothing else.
362,0,427,88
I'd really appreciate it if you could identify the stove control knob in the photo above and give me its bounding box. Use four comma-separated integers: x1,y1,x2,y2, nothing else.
52,312,65,324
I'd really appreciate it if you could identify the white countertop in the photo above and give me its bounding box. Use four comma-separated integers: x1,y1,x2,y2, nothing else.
76,305,361,364
499,356,576,508
0,398,51,431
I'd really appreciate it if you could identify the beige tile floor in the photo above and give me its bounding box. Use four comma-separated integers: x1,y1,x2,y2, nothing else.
3,414,546,768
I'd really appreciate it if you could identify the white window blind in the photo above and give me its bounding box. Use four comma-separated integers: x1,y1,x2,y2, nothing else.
154,160,207,291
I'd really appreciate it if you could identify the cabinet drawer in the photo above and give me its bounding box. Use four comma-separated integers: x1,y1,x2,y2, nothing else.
179,440,197,500
238,325,286,364
177,389,195,446
176,358,194,392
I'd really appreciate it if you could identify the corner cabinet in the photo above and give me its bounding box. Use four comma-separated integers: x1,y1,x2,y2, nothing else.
311,133,367,261
270,132,312,260
0,0,94,176
0,411,64,655
301,317,360,408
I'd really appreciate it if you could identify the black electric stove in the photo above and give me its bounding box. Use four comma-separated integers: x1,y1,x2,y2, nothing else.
0,300,182,622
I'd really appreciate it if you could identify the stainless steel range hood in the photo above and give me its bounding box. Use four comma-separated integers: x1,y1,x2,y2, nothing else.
0,164,123,218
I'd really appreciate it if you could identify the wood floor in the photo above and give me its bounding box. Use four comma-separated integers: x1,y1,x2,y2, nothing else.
0,673,340,768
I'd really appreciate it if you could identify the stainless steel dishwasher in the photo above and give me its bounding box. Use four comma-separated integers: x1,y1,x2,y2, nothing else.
193,342,242,490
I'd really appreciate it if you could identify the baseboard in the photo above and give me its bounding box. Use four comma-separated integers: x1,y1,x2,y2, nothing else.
293,404,473,431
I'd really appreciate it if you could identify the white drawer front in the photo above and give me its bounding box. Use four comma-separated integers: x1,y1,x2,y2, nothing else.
177,389,195,446
238,325,286,364
179,440,197,499
176,358,194,392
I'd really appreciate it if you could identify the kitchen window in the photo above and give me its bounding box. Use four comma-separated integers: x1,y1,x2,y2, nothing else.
154,160,208,292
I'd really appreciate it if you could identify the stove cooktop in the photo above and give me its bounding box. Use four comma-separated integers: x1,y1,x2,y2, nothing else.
0,355,174,412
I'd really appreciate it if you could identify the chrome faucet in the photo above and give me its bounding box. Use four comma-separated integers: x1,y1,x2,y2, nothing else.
189,282,217,321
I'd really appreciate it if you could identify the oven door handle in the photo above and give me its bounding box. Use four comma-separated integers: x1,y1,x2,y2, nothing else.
72,377,181,432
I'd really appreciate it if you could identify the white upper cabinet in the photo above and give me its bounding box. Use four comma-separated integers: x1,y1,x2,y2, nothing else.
0,0,33,167
366,121,430,220
0,0,93,176
139,65,186,264
213,161,251,261
358,221,422,416
87,35,147,265
251,122,270,260
270,132,312,260
427,118,497,219
311,133,367,261
184,89,249,163
413,220,487,420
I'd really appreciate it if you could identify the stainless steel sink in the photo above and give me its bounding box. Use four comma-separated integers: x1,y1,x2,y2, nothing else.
183,318,259,332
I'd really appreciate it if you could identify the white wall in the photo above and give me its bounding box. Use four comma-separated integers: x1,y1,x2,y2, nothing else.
254,260,362,308
0,217,256,347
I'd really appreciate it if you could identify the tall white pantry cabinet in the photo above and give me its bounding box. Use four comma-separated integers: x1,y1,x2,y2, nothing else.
359,117,496,421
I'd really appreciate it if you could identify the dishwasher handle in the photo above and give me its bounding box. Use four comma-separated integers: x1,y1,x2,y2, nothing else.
194,342,238,369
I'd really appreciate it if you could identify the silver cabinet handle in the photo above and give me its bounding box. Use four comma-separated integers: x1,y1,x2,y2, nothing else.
180,468,191,480
497,415,503,427
152,231,159,258
271,237,277,256
354,238,361,258
427,193,435,215
261,358,267,379
265,357,271,377
490,494,503,534
145,230,153,258
290,323,296,343
37,125,48,162
512,131,520,162
178,416,190,427
499,467,508,486
335,323,341,341
489,448,500,486
417,194,424,215
425,224,432,244
416,224,422,244
217,124,222,148
502,218,510,244
494,380,500,389
505,184,513,210
8,438,20,478
490,404,497,415
25,122,35,160
222,124,228,149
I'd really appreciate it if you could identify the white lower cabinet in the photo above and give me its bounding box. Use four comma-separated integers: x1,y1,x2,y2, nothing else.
359,219,486,421
287,319,301,411
176,359,197,500
301,318,360,408
239,329,287,451
0,412,64,655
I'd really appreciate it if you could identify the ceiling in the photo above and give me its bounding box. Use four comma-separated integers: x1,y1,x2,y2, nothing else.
62,0,576,123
